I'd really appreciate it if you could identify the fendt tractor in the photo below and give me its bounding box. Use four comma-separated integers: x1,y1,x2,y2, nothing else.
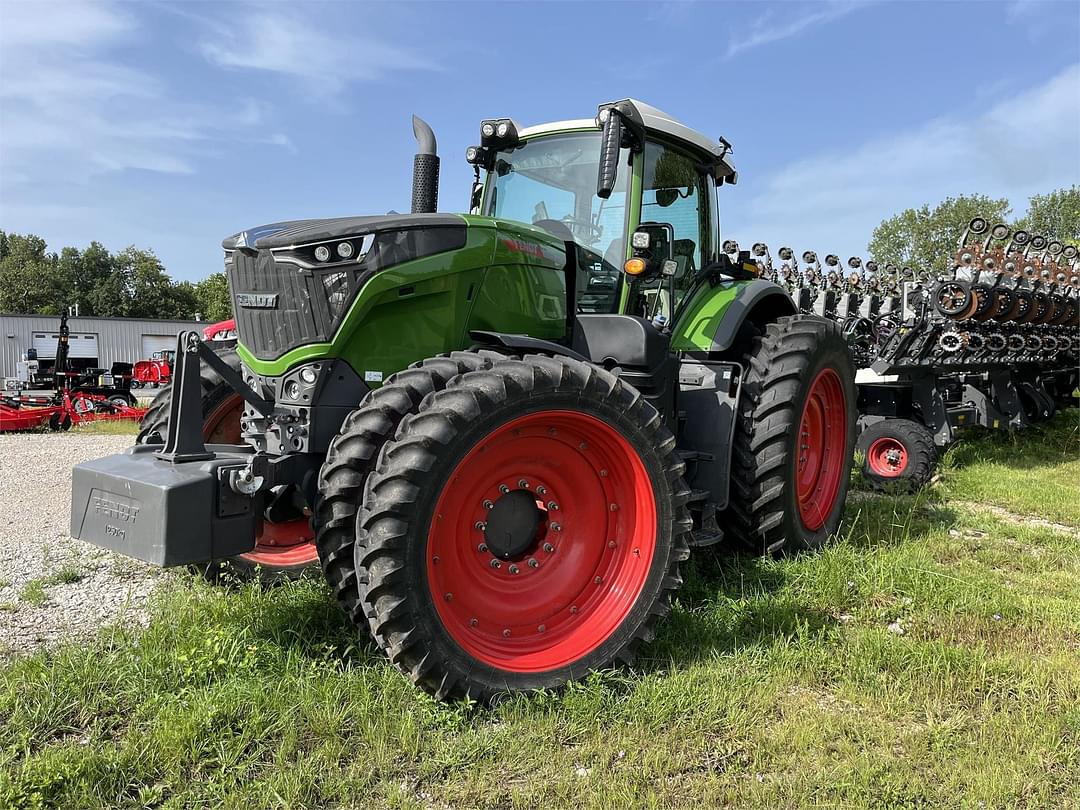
71,100,856,700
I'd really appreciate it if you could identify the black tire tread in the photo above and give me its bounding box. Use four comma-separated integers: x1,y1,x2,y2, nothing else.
312,351,500,623
356,354,691,701
856,418,936,493
727,315,856,554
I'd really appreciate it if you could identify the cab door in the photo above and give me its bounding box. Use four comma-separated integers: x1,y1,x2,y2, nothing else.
636,140,713,320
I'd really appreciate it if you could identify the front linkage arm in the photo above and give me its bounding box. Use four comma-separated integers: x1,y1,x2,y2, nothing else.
155,331,274,464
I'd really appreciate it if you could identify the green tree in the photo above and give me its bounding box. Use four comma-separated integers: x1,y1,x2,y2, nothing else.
0,233,67,314
193,272,233,321
1015,186,1080,245
868,194,1012,276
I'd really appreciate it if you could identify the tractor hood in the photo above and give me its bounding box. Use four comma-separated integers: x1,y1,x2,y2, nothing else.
222,213,471,362
222,212,466,252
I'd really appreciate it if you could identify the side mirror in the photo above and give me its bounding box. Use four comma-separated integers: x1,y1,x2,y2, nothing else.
469,182,484,215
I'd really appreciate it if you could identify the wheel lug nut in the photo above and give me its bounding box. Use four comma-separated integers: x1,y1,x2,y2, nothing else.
550,524,561,533
469,618,478,627
570,605,578,614
518,479,529,489
594,576,603,584
483,500,494,510
478,543,488,553
607,540,616,548
599,469,608,477
547,501,559,511
509,564,520,575
474,521,486,530
503,628,511,638
528,558,539,568
536,485,547,495
432,556,440,565
444,593,453,601
609,503,619,512
579,441,588,450
490,558,500,568
499,484,510,494
537,624,546,633
543,543,555,553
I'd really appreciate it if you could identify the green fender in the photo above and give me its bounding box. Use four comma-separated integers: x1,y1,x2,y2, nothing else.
670,278,797,353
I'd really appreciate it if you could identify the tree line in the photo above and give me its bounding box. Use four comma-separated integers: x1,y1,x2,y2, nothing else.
867,187,1080,278
0,231,232,321
1,187,1076,322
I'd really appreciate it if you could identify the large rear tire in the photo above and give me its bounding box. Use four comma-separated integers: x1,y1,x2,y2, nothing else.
355,355,691,701
138,348,319,585
313,352,497,624
728,315,856,554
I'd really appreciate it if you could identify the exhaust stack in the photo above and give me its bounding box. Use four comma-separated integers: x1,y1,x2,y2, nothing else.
411,115,440,214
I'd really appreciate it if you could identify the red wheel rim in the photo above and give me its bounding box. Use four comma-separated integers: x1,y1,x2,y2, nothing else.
204,394,317,567
866,437,907,478
426,410,657,672
796,369,847,531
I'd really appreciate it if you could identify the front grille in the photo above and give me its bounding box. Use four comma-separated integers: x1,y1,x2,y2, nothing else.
227,250,342,361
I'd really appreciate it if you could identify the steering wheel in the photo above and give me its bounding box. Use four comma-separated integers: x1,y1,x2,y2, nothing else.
560,216,602,244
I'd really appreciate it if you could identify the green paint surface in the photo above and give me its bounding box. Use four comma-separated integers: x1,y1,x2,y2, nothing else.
669,279,750,351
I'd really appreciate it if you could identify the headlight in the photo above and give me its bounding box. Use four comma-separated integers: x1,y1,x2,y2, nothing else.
299,367,317,385
337,241,354,259
314,245,331,262
284,381,301,400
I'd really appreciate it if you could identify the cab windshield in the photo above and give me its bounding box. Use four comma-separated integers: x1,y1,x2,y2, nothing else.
483,132,631,313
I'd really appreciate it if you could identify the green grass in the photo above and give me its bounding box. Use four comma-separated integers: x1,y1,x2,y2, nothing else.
16,569,83,608
938,409,1080,524
69,419,140,436
2,414,1078,808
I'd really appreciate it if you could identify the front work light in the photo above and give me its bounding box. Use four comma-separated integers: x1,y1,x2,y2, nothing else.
314,245,331,262
631,231,651,249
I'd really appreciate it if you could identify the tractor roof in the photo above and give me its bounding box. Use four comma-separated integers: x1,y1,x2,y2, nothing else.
517,99,736,183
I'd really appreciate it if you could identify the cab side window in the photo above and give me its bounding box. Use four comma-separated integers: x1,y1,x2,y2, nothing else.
641,142,709,309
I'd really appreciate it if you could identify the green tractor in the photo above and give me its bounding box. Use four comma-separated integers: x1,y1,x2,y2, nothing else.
71,100,856,700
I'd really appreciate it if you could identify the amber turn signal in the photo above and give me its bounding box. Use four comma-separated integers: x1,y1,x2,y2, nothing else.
624,258,647,275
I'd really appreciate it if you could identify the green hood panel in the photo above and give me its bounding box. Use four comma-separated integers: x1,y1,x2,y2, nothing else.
238,217,568,380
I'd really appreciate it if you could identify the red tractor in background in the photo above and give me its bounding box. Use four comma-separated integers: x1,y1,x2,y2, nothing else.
130,320,236,389
131,350,174,389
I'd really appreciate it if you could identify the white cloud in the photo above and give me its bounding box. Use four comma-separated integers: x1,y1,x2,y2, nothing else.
726,1,870,59
198,8,435,98
725,64,1080,262
0,1,292,186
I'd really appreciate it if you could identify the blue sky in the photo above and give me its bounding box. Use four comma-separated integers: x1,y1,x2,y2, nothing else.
1,0,1077,281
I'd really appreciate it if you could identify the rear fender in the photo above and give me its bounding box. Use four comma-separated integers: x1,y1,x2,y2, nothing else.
671,279,796,353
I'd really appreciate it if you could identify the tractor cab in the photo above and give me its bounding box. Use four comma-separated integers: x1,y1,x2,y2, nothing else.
469,99,738,321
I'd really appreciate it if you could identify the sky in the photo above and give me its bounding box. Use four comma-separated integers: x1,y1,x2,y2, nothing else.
0,0,1078,281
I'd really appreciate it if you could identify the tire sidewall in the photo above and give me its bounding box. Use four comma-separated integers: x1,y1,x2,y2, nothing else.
780,335,857,549
381,384,682,693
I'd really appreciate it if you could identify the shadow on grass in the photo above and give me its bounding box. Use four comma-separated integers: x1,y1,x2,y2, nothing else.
227,461,981,689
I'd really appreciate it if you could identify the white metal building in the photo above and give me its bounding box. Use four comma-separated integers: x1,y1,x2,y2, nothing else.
0,313,203,377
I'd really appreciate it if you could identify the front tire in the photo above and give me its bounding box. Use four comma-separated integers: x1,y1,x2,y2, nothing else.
355,355,691,701
314,352,497,624
728,315,856,553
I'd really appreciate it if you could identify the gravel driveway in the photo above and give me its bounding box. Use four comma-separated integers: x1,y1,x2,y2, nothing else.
0,433,169,660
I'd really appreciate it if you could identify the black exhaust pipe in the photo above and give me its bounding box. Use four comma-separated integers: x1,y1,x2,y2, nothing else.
411,115,439,214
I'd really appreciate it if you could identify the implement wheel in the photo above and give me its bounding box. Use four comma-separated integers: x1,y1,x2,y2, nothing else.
355,355,690,701
138,348,318,585
856,418,936,493
728,315,856,554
